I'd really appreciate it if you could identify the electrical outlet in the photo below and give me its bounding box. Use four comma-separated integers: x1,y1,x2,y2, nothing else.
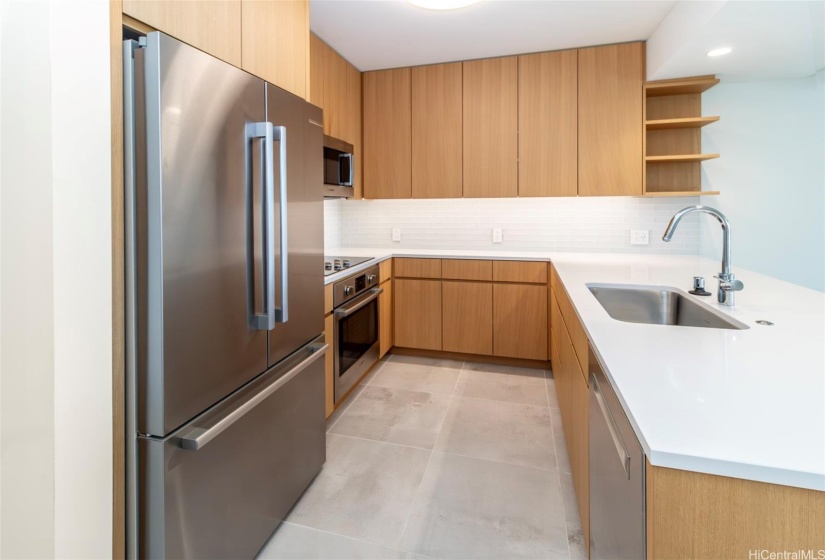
392,228,401,242
630,229,649,245
492,228,503,243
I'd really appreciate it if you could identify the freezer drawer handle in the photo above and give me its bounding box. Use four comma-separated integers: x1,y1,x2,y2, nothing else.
178,343,328,451
334,288,383,318
591,371,631,479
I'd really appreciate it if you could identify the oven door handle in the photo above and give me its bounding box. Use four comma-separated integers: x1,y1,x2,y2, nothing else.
334,288,383,318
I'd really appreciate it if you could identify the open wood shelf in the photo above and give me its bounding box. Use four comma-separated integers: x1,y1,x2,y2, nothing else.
646,116,719,130
646,154,719,163
645,76,720,97
642,190,720,197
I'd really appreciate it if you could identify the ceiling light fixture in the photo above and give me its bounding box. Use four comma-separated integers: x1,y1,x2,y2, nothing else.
707,47,732,57
406,0,484,11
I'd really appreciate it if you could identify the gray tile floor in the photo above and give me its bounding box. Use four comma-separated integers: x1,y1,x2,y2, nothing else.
258,354,586,560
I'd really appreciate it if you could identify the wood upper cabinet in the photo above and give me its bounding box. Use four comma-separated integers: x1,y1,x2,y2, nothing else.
323,44,349,140
518,50,578,197
578,42,644,196
364,68,412,199
443,281,493,355
241,0,308,99
493,283,547,360
394,278,442,350
347,63,363,198
463,57,518,198
123,0,242,66
412,63,463,198
309,33,325,108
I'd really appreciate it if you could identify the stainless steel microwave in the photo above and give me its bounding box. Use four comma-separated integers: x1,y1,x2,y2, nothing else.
323,135,354,198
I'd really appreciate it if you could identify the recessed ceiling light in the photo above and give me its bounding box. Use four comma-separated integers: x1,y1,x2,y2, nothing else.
406,0,484,10
707,47,732,57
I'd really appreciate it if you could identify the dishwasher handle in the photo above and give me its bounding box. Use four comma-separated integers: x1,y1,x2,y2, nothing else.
591,371,631,479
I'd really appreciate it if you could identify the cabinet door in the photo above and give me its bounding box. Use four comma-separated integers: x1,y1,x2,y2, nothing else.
323,44,348,139
363,68,412,199
394,279,441,350
463,57,518,198
412,63,463,198
347,62,363,198
493,283,547,360
241,0,308,99
518,50,577,197
443,281,493,355
578,42,644,196
309,32,324,108
571,361,590,556
379,280,393,358
123,0,242,66
324,313,334,418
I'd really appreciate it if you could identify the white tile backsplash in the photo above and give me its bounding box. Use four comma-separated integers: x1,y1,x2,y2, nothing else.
325,196,701,254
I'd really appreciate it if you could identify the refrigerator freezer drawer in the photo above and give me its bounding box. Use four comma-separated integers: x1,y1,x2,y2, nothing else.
138,340,327,559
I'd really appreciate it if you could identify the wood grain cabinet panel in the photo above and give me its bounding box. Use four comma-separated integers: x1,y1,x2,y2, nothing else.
324,313,334,418
554,278,588,377
347,62,363,198
309,32,324,108
493,283,547,360
578,42,644,196
412,63,463,198
462,57,518,198
441,259,492,281
379,280,393,358
363,68,412,199
379,259,392,284
492,261,548,284
443,281,493,355
551,324,572,447
518,50,577,197
571,360,590,556
323,44,348,140
123,0,242,66
394,279,442,351
241,0,308,99
394,258,441,279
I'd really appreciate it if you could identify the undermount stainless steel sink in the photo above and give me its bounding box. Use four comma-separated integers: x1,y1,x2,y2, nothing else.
587,284,749,330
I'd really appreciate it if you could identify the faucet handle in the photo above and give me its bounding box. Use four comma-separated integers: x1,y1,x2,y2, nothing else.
719,278,744,292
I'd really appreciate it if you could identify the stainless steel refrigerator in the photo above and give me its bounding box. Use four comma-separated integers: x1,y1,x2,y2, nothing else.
123,32,327,559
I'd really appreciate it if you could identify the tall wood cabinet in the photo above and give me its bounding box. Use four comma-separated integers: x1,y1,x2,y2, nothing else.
240,0,308,99
123,0,243,66
518,50,578,197
578,42,645,196
412,63,463,198
363,68,412,199
462,57,518,198
323,44,349,140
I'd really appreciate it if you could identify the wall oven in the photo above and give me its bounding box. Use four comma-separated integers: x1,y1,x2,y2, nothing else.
323,135,354,198
332,265,381,402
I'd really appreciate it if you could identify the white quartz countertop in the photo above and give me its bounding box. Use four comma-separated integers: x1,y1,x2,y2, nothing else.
328,248,825,491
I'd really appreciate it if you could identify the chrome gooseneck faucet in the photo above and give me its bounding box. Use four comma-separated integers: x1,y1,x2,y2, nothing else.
662,205,744,306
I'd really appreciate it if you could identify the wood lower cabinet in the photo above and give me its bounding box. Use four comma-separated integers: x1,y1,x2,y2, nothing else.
571,360,590,556
394,278,442,351
379,279,393,358
324,313,334,418
123,0,243,66
240,0,308,99
442,281,493,355
578,42,644,196
493,283,547,360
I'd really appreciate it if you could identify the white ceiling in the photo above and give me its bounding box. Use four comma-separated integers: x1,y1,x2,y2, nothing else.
311,0,825,82
311,0,677,71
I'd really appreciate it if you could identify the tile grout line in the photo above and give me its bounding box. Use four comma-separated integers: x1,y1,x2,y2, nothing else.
275,520,399,554
326,355,394,433
391,360,466,555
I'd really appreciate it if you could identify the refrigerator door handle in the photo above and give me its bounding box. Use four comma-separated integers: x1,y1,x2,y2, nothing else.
179,342,328,451
272,125,288,323
248,121,276,331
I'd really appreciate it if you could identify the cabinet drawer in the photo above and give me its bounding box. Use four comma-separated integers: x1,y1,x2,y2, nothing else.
554,281,588,379
394,258,442,279
442,259,493,281
492,261,548,284
379,259,392,283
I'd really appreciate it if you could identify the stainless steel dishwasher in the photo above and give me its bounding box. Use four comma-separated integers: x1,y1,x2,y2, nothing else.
589,347,646,559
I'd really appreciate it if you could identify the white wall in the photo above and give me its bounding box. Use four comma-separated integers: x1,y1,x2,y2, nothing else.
700,70,825,292
1,0,113,557
325,196,702,255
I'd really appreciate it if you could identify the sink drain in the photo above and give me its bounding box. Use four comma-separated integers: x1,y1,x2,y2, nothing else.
755,320,774,326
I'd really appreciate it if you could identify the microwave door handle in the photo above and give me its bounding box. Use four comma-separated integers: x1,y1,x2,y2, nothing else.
272,125,288,323
334,288,382,317
339,153,353,186
248,121,276,331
